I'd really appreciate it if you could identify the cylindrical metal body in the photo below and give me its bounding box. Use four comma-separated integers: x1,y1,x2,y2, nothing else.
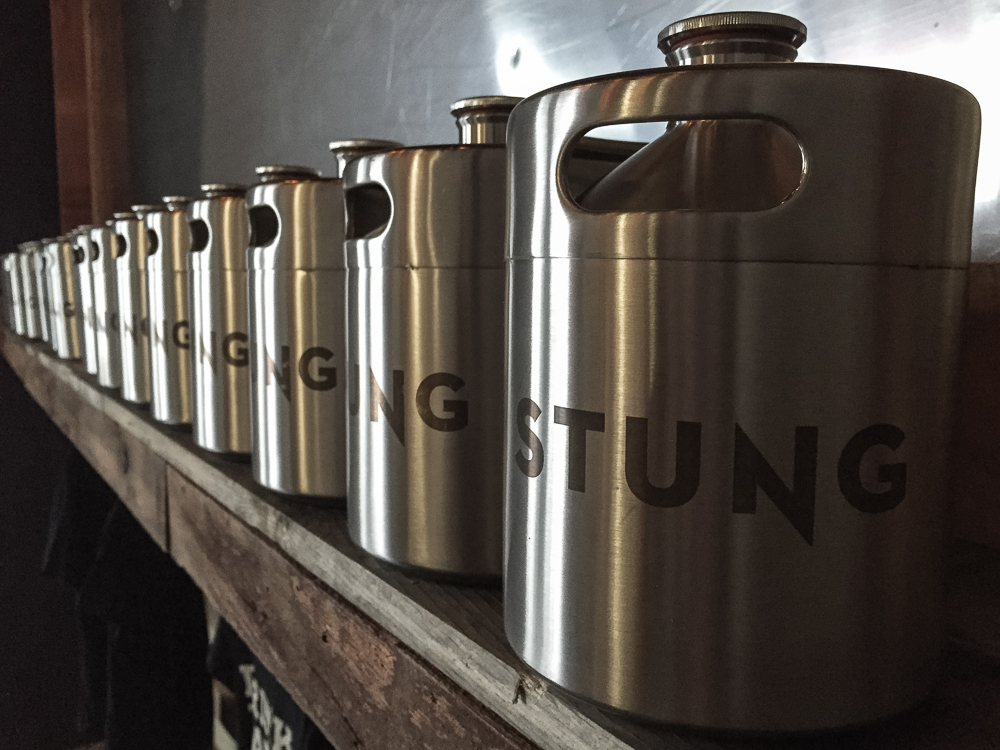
44,237,83,359
247,165,347,498
28,242,52,344
503,32,981,731
116,209,154,404
1,253,26,335
345,109,512,579
146,198,193,426
74,228,100,374
90,225,122,389
18,244,42,340
188,184,252,455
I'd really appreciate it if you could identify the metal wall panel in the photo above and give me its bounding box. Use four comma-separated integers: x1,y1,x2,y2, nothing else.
123,0,999,258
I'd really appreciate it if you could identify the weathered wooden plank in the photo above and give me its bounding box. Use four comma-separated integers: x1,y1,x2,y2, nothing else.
167,466,536,750
5,329,1000,750
950,263,1000,550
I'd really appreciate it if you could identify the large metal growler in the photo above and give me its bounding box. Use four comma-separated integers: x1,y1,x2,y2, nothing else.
188,184,251,455
28,241,52,345
90,223,122,389
73,227,100,374
44,236,83,359
1,253,26,335
17,243,43,341
503,13,981,731
247,147,396,499
116,208,155,404
146,197,193,426
344,101,514,578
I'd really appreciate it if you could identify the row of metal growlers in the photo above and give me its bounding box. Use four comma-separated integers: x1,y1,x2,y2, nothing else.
0,12,983,734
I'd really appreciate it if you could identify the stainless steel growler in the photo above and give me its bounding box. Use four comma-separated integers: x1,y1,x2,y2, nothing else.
17,242,43,340
503,13,981,732
1,253,26,335
29,241,52,345
247,148,396,499
73,227,100,374
146,197,193,426
188,184,252,455
344,102,514,578
44,236,83,359
90,223,122,389
116,208,155,404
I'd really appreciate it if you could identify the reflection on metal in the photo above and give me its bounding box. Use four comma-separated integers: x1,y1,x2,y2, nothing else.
73,228,100,374
119,0,993,259
44,237,83,360
345,102,509,579
118,208,155,404
188,183,252,455
18,243,43,341
504,11,980,732
90,225,123,389
2,252,26,336
146,197,194,426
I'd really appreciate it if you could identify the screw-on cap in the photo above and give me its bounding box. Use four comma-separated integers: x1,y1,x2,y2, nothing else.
113,211,138,220
162,195,193,210
328,140,403,178
130,204,165,216
255,165,320,184
658,12,806,66
450,96,522,145
201,183,248,198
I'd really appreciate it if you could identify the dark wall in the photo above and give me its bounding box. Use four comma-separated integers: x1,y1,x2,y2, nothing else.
0,1,86,748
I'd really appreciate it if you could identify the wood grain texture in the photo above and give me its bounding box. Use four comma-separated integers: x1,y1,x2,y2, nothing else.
951,263,1000,550
49,0,92,231
168,466,535,750
4,329,1000,750
81,0,130,221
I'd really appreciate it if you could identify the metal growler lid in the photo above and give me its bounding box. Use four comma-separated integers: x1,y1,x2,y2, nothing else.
507,14,979,267
450,96,521,145
116,210,152,272
343,97,515,270
188,182,250,271
658,12,806,65
254,165,319,183
146,197,193,273
328,140,403,179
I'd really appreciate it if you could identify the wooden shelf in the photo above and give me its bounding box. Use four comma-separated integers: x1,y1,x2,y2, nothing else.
4,327,1000,750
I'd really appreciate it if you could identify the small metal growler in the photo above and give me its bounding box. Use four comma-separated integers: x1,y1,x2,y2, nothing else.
146,197,193,426
503,13,981,731
247,146,397,498
188,184,252,455
44,236,83,359
28,241,52,345
1,252,26,335
344,101,515,579
116,208,155,404
72,227,100,374
17,242,43,341
90,223,123,389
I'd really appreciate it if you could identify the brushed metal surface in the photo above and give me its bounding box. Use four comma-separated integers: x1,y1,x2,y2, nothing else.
116,211,152,404
247,172,346,499
89,226,123,390
73,228,100,375
43,238,83,360
120,0,999,260
503,48,981,729
17,245,42,341
344,113,508,578
188,187,252,455
1,253,25,335
28,243,51,344
146,202,193,425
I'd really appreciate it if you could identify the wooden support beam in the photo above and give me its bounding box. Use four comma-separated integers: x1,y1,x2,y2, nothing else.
49,0,130,230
